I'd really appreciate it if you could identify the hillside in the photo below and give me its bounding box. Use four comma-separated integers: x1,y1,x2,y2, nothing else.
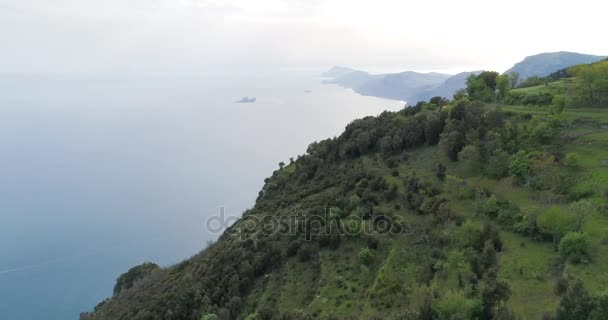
505,51,606,80
86,63,608,320
323,68,450,102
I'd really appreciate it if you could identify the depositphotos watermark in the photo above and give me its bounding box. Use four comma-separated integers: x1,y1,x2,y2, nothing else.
205,207,411,240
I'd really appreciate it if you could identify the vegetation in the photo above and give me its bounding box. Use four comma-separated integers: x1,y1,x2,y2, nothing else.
87,59,608,320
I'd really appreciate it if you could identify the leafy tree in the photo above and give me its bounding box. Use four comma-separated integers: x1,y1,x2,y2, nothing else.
590,290,608,320
569,200,594,231
435,163,447,181
486,150,510,179
429,96,450,108
467,73,496,102
569,60,608,107
537,206,576,246
508,72,520,89
424,113,445,145
558,232,591,262
496,74,511,102
555,277,594,320
552,95,567,114
458,145,480,169
480,240,498,270
480,269,511,320
508,151,531,185
441,131,466,162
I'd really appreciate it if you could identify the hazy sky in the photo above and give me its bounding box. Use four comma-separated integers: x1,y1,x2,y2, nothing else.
1,0,606,74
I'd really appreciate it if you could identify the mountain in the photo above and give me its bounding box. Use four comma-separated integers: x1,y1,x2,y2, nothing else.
505,51,606,79
322,68,481,104
323,68,450,103
414,71,483,102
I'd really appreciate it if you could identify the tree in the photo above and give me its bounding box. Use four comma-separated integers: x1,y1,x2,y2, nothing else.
496,74,511,102
508,151,531,185
537,206,576,247
558,232,591,262
569,60,608,107
569,200,594,231
480,241,498,270
278,161,285,169
467,73,495,102
486,150,510,179
552,95,567,114
441,131,466,162
429,96,449,108
509,72,520,89
555,277,594,320
590,290,608,320
458,145,480,169
435,163,447,181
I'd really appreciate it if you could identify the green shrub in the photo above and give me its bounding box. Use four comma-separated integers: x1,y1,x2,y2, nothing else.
559,232,591,262
565,153,580,169
359,247,375,265
434,290,482,320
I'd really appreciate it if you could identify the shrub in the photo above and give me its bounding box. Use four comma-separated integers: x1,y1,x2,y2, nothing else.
359,248,375,265
486,150,510,179
559,232,591,262
564,153,580,169
434,290,482,320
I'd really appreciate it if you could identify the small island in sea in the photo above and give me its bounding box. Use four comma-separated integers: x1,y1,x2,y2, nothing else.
236,97,256,103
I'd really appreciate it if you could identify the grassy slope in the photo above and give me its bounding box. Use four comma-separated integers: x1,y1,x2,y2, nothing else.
240,106,608,320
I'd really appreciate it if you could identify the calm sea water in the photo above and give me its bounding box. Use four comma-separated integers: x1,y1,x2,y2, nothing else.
0,70,404,319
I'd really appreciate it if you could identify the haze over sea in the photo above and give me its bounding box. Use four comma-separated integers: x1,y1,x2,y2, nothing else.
0,69,404,320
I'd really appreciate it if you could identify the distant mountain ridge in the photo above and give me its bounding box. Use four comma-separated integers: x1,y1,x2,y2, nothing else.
323,68,477,104
505,51,606,79
322,51,605,104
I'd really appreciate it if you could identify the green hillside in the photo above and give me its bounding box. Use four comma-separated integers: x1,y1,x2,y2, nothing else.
85,61,608,320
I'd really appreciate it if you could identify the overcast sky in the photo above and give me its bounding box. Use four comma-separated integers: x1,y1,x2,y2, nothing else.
1,0,606,74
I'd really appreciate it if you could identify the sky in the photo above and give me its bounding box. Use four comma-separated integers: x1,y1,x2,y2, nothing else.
1,0,607,74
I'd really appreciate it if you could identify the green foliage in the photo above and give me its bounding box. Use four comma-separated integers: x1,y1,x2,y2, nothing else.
113,262,160,296
569,200,594,231
358,247,375,265
457,145,480,169
564,152,580,169
508,150,531,184
435,163,447,181
569,60,608,107
466,72,499,102
486,149,510,179
433,290,481,320
508,72,520,89
200,314,218,320
555,276,594,320
537,206,576,245
558,232,591,262
496,74,511,102
552,95,567,114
